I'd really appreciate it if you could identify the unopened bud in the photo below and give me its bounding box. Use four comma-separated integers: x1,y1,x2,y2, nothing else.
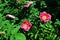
6,14,15,19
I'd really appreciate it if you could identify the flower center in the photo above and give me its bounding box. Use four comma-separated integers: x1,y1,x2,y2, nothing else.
42,16,46,20
23,24,27,27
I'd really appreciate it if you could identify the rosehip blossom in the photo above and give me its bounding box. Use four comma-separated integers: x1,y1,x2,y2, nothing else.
6,14,15,19
39,11,51,22
24,1,33,8
21,20,32,31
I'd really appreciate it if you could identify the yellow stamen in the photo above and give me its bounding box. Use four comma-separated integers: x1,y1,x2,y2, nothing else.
24,24,27,27
42,16,46,20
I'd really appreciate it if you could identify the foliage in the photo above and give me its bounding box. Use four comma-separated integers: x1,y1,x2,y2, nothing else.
0,0,60,40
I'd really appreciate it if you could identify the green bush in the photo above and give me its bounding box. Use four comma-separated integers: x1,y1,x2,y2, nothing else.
0,0,60,40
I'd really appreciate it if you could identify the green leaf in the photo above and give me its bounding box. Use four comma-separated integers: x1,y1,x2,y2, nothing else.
39,38,43,40
10,35,15,40
15,33,26,40
55,19,60,25
11,25,20,34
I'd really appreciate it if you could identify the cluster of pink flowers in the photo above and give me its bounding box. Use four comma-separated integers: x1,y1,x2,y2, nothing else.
6,11,51,31
15,1,51,31
6,5,51,31
21,11,51,31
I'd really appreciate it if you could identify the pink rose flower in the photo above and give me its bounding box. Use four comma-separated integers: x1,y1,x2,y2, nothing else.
39,11,51,22
24,1,33,8
21,20,32,31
